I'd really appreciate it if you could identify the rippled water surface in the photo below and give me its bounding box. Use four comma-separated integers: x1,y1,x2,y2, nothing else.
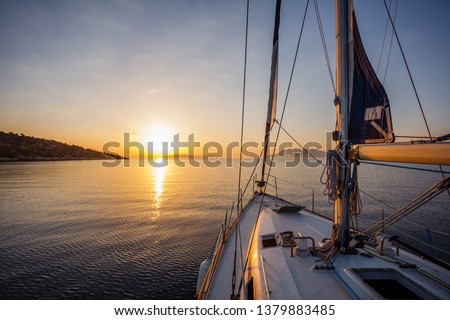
0,160,448,299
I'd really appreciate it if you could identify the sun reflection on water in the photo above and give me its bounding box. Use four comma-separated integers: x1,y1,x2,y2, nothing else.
151,162,166,219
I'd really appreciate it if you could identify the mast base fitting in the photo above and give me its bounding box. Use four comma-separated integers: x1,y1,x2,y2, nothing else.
256,180,266,188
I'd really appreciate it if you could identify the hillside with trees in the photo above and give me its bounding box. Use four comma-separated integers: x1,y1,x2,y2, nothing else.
0,131,124,161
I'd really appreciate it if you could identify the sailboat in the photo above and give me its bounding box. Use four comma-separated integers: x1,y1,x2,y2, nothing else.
196,0,450,300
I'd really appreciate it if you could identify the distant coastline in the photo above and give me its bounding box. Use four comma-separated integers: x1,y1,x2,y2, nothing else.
278,147,326,159
0,131,126,162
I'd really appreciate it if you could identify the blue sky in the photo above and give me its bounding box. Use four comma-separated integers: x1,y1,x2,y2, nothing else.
0,0,449,154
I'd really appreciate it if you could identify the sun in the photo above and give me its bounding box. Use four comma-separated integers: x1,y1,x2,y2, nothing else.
141,123,174,156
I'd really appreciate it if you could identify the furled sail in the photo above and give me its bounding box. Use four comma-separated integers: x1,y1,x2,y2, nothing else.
348,4,395,144
261,0,281,182
265,0,280,130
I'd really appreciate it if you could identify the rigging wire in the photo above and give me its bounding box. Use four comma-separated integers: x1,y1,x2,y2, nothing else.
236,0,311,296
358,187,450,239
381,0,398,84
237,0,250,216
275,69,450,258
376,0,398,84
355,190,450,238
382,0,432,138
204,0,450,298
275,119,325,167
363,177,450,236
313,0,336,94
274,90,449,254
352,211,450,266
376,0,392,74
402,220,450,237
359,188,397,211
382,0,449,197
359,160,450,175
240,148,264,198
380,226,450,257
231,0,250,300
274,120,340,206
263,0,311,202
355,216,450,239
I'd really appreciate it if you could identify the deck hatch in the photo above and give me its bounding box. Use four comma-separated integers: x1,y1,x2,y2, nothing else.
350,268,437,299
276,205,305,213
261,234,277,248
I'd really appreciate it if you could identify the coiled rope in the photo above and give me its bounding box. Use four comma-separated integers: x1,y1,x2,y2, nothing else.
321,150,339,204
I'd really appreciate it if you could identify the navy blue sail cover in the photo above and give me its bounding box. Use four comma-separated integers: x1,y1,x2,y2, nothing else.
349,10,395,144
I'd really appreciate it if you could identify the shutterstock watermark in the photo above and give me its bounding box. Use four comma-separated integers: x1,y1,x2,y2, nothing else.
101,132,336,168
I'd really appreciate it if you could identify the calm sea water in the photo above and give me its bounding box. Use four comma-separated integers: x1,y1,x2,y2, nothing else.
0,159,448,299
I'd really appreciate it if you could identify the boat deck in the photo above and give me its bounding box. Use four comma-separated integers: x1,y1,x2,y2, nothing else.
202,194,450,300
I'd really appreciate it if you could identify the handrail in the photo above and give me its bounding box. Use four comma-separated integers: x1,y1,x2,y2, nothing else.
262,173,279,197
290,236,316,257
260,255,271,300
363,177,450,236
197,193,258,299
221,224,225,244
198,227,223,299
393,238,450,271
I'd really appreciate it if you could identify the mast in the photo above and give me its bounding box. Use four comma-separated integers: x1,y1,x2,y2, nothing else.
260,0,281,189
333,0,351,246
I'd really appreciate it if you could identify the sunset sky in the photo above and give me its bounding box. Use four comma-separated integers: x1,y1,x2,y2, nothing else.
1,0,449,157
